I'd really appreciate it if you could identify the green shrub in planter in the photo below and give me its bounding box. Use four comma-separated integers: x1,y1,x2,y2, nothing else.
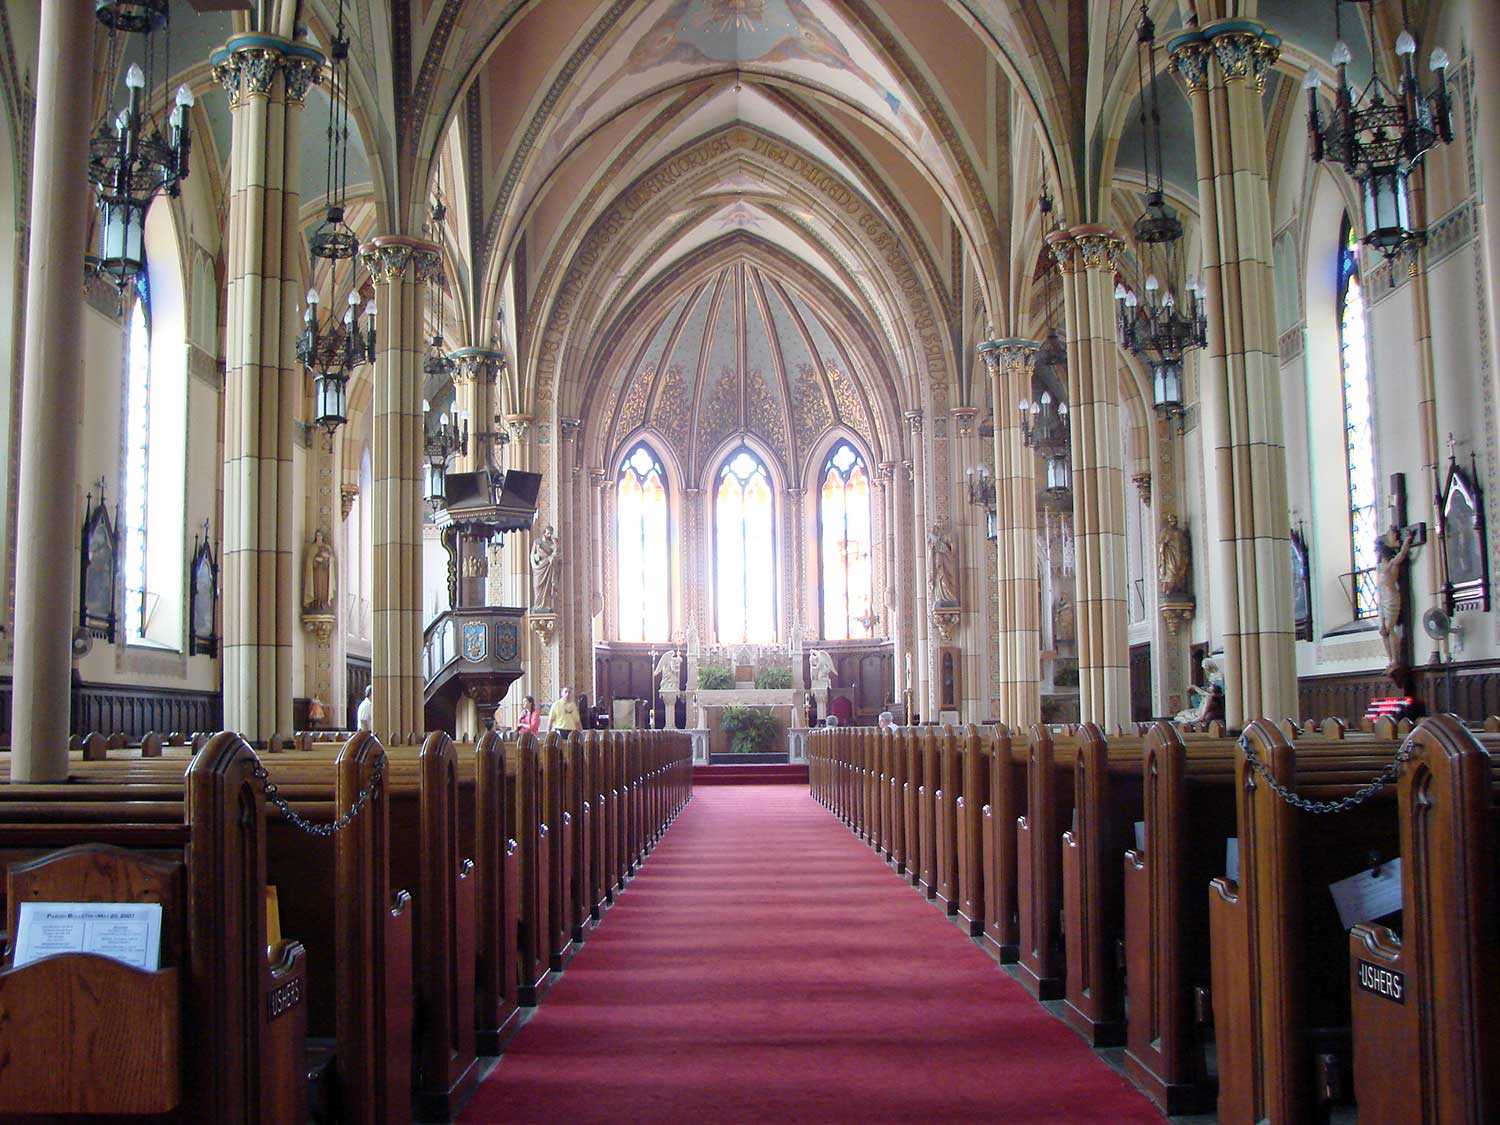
754,665,793,690
721,705,781,754
697,663,734,690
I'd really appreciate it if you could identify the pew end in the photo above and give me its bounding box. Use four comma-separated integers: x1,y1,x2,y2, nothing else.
0,953,183,1114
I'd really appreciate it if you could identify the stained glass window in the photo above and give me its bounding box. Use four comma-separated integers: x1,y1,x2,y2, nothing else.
616,444,671,641
118,203,189,649
1337,216,1379,618
122,272,152,639
819,441,873,639
715,448,776,642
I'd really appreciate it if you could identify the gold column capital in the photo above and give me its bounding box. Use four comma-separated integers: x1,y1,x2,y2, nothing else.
1169,20,1281,93
210,34,325,107
977,337,1041,376
359,236,442,284
449,346,505,387
1068,225,1125,272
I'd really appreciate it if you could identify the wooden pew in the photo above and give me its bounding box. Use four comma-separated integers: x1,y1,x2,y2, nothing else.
981,724,1026,962
474,730,523,1055
512,731,551,1005
1015,724,1073,999
1347,715,1499,1124
933,725,960,915
1059,722,1141,1048
916,726,939,897
1209,720,1405,1123
954,724,986,936
0,733,308,1122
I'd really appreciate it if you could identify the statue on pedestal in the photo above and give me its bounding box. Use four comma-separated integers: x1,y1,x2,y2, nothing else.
1157,514,1190,596
808,649,836,689
653,648,682,689
530,525,560,610
927,525,959,606
302,529,337,614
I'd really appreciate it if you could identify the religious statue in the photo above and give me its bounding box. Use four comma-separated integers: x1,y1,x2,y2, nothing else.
1173,653,1225,726
927,525,959,606
1157,513,1190,595
530,525,560,609
302,529,336,613
1376,525,1417,679
1054,592,1076,645
808,649,836,689
653,648,682,688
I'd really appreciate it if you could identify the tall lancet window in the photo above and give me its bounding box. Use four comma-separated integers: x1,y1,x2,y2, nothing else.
122,202,188,648
1337,216,1379,618
715,447,776,643
819,441,873,639
616,444,670,641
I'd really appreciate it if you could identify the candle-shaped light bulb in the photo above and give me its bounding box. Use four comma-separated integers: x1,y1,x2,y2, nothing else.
1395,30,1416,57
1145,274,1160,292
1303,69,1322,90
125,63,146,90
1331,41,1352,67
176,85,195,108
1429,46,1449,72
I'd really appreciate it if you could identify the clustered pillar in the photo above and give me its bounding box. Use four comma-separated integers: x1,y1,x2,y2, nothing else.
980,338,1042,728
360,236,442,737
1170,21,1296,727
1048,226,1131,729
213,33,324,741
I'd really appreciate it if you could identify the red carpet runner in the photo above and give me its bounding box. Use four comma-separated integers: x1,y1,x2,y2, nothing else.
461,786,1161,1123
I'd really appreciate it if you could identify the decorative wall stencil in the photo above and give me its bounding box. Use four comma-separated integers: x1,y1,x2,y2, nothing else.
653,364,692,454
792,365,833,453
696,368,741,462
745,368,789,464
826,365,871,444
618,364,653,436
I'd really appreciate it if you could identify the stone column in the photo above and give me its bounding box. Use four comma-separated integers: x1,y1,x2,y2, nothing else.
979,338,1042,728
589,469,607,623
214,34,323,740
1048,226,1132,728
359,236,441,738
450,348,504,473
8,1,94,781
905,411,930,717
784,486,805,642
1170,22,1296,726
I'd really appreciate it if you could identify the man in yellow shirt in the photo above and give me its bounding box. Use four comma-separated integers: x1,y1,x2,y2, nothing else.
547,686,582,731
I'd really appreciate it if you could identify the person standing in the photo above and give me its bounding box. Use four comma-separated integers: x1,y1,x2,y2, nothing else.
514,695,541,735
356,686,373,731
548,686,582,732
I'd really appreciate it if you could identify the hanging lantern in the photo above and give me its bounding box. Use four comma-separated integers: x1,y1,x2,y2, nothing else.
313,369,349,436
88,2,193,293
1304,1,1452,263
423,413,468,511
1152,360,1185,420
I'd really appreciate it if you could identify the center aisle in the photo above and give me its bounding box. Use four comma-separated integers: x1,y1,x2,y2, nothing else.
461,785,1161,1123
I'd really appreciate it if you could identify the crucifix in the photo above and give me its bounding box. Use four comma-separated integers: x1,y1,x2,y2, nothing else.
1376,473,1426,688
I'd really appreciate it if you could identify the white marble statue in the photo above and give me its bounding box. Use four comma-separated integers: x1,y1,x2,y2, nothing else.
653,647,682,688
530,525,560,610
808,648,836,688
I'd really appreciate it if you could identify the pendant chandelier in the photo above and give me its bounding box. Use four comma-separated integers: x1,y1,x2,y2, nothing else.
299,0,372,441
424,412,469,511
423,196,455,380
1035,175,1066,371
1304,0,1451,263
88,0,193,291
1115,1,1205,422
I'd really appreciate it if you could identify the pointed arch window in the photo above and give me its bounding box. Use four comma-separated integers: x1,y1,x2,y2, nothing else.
121,201,188,649
819,441,873,639
1337,216,1379,618
715,448,776,643
616,444,671,642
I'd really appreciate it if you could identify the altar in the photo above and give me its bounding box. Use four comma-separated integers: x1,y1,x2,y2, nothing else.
654,636,832,758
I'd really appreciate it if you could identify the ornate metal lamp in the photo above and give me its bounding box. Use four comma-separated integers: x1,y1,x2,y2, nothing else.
965,464,998,541
1116,2,1205,425
1304,0,1452,262
1017,391,1070,452
424,413,468,510
423,198,455,380
88,5,192,290
299,0,372,443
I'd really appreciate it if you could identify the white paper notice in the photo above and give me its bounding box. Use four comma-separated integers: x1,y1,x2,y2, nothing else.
1225,838,1239,883
1329,859,1403,931
12,902,163,971
1133,821,1146,851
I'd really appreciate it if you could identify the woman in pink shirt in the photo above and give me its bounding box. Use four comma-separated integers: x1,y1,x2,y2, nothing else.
515,695,542,735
